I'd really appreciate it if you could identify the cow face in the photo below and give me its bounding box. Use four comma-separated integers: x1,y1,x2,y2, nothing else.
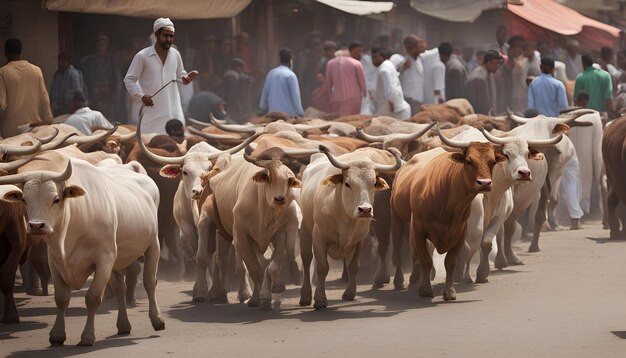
450,142,506,192
322,162,389,219
252,161,301,209
160,152,213,200
2,178,85,235
500,138,532,181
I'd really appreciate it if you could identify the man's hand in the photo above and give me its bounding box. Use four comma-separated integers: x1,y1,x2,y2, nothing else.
142,95,154,107
182,70,199,85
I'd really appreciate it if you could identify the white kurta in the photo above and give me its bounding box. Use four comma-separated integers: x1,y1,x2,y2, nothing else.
374,60,411,120
399,54,424,102
124,45,188,134
423,58,446,104
64,107,113,135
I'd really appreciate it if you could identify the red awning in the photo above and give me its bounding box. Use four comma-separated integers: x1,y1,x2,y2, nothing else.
507,0,620,50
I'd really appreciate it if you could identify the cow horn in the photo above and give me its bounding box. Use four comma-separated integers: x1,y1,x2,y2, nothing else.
137,112,186,165
280,147,321,158
506,108,531,124
65,125,119,145
119,131,137,142
243,149,272,168
40,132,77,151
205,133,261,160
319,145,350,170
481,128,510,146
0,140,42,156
373,147,403,172
188,127,243,141
526,134,564,147
47,160,73,182
37,127,60,144
0,154,36,172
188,117,211,127
559,106,584,114
356,128,386,143
292,123,331,133
210,113,259,134
357,122,436,144
437,124,470,148
557,109,595,124
0,159,73,185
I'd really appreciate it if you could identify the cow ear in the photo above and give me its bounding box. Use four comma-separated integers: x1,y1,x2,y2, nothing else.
528,148,545,161
495,153,508,163
374,176,389,191
105,140,120,153
252,170,270,183
288,177,302,188
321,174,343,186
1,189,23,203
64,184,85,199
449,152,465,163
552,123,570,134
21,140,34,146
160,164,181,178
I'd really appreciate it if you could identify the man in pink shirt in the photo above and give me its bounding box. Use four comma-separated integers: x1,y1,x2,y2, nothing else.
324,41,368,115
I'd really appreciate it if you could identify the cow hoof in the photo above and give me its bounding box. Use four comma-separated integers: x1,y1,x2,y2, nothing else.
494,256,508,269
247,297,260,307
442,291,457,301
372,281,384,289
409,272,419,285
150,315,165,331
238,292,251,304
506,256,524,265
475,276,489,284
313,300,327,310
117,327,131,335
210,291,228,304
260,299,272,310
126,298,137,308
27,287,43,296
528,244,540,253
272,282,286,294
342,291,355,301
49,334,66,346
418,286,434,298
373,271,390,286
299,297,311,306
393,274,405,290
77,333,95,347
192,295,208,303
1,314,19,324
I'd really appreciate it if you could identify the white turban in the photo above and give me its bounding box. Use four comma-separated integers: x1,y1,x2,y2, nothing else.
153,17,175,33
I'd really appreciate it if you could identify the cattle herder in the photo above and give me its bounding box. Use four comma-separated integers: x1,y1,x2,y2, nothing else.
124,17,199,134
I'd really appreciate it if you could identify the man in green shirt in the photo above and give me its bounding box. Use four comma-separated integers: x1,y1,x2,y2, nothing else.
574,53,614,117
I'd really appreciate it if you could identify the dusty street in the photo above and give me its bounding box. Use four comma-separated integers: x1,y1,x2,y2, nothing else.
1,223,626,357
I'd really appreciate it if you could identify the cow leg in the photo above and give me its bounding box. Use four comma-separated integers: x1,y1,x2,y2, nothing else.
312,238,330,310
476,218,501,284
607,188,622,239
179,221,198,280
390,206,406,290
285,230,301,286
0,242,24,324
212,234,229,303
193,213,212,302
529,182,550,253
234,231,262,307
412,223,433,298
143,240,165,332
49,264,71,346
234,251,251,303
497,219,514,269
78,261,114,346
442,237,465,301
261,232,287,309
343,241,363,301
108,270,131,335
372,223,390,289
29,238,50,296
299,227,313,307
125,261,141,307
454,242,472,283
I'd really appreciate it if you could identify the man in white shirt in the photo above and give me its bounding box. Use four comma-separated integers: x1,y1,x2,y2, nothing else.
371,47,410,120
562,39,583,81
124,17,198,134
399,35,425,115
422,46,445,104
64,91,113,135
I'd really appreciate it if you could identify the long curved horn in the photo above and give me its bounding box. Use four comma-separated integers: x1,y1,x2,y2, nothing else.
506,108,530,124
188,127,243,141
559,106,584,114
206,133,261,160
37,127,59,144
373,147,403,172
557,109,595,124
137,112,186,165
319,145,350,170
356,128,386,143
210,113,259,134
0,154,36,172
481,128,510,146
119,131,137,142
437,123,469,149
280,147,320,158
0,140,42,156
45,160,73,182
243,150,272,169
292,123,331,133
40,132,77,151
65,125,119,145
187,117,211,127
526,134,564,147
0,159,73,185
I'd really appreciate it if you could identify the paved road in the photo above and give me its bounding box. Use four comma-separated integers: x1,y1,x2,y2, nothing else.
1,223,626,357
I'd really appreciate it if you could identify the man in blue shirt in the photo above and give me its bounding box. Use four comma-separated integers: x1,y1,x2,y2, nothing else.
259,48,304,117
527,56,568,117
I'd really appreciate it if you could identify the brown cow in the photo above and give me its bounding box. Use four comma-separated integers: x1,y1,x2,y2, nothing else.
603,117,626,239
390,126,505,300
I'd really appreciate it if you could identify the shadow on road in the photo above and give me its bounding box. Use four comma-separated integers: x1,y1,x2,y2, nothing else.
611,331,626,339
0,321,48,341
586,236,626,244
5,334,161,358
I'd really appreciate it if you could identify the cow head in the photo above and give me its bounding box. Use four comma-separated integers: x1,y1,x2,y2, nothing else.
0,161,84,235
244,150,302,210
321,146,402,219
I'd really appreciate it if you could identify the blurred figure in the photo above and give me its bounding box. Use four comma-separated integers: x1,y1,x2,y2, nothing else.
466,50,503,114
600,47,622,93
324,41,367,116
495,25,509,55
215,37,233,76
222,58,254,123
259,48,304,117
235,32,258,76
0,38,52,137
378,34,392,52
64,91,113,135
165,118,185,141
461,46,476,73
80,33,120,121
441,42,467,100
527,56,568,117
196,34,220,91
399,35,426,114
187,91,226,123
390,28,404,54
423,42,446,104
50,51,87,117
371,47,410,119
574,54,614,117
563,39,583,80
575,90,589,108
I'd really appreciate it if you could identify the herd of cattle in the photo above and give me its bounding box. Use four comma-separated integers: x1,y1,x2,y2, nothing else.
0,98,624,347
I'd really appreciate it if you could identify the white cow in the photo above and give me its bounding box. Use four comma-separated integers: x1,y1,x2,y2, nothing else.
0,152,163,346
299,146,402,309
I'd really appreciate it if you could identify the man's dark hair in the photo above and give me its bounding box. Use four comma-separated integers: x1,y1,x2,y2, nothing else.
279,47,292,64
483,50,503,64
576,90,590,103
323,41,337,51
524,108,539,118
507,35,525,48
73,91,86,102
230,58,245,70
601,47,613,61
58,51,72,62
371,47,391,60
581,53,594,68
540,56,555,69
5,39,21,55
403,35,420,49
348,41,363,51
438,42,453,57
165,119,184,137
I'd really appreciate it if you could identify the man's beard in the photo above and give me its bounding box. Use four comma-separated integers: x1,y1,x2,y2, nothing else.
159,42,171,50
